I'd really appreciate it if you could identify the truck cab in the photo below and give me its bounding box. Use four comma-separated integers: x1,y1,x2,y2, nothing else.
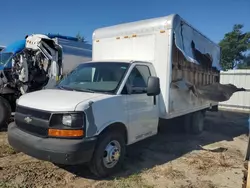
8,60,161,177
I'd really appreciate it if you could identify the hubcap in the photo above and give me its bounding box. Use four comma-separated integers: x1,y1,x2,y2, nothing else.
103,140,121,168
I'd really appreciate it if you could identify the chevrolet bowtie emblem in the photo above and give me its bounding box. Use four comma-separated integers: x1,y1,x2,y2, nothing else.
24,117,32,123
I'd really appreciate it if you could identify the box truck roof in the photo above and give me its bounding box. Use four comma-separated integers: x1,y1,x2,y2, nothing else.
93,14,219,48
92,14,221,71
93,14,176,40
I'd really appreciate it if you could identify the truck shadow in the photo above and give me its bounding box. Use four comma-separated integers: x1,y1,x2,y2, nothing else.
61,110,249,180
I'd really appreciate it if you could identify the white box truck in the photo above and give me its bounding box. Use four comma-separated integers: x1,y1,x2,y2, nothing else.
8,14,222,177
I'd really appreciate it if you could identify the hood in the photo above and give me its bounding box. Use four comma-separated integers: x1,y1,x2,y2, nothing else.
17,89,110,111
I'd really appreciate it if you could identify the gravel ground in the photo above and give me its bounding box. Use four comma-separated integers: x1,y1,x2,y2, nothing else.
0,110,248,188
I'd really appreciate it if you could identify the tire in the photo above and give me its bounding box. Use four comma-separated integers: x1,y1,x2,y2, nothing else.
190,111,205,135
183,113,192,133
0,97,11,129
89,130,126,178
184,110,205,135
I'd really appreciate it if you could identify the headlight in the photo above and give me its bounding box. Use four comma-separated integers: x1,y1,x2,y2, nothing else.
50,113,85,128
62,114,72,126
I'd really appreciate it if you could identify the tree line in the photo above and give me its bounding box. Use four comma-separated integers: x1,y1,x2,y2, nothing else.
219,24,250,70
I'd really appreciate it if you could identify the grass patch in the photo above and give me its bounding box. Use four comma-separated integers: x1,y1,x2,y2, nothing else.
0,181,11,188
185,151,233,174
0,144,18,158
91,174,155,188
112,173,154,188
0,181,25,188
218,153,231,167
147,165,185,180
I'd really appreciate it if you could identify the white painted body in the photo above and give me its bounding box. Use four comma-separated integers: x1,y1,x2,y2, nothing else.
219,69,250,113
17,14,220,145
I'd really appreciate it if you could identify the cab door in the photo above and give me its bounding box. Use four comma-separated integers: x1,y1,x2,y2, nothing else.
120,64,159,144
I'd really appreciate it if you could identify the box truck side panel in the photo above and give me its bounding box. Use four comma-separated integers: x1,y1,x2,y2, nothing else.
152,29,172,117
93,34,156,63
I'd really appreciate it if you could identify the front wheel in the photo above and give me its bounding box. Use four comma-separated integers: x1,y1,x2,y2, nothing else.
89,130,126,178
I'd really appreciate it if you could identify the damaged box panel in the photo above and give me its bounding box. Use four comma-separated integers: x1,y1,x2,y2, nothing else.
173,17,221,71
170,32,220,118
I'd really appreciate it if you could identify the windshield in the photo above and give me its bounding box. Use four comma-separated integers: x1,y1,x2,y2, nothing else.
0,52,13,66
58,62,130,94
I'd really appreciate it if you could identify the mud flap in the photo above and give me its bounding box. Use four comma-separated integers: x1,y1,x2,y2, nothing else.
207,105,218,112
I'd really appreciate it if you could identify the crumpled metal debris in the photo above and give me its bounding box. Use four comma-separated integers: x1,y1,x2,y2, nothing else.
171,78,248,102
199,145,228,152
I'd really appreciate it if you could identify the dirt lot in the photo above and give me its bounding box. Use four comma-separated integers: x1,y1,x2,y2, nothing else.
0,110,249,188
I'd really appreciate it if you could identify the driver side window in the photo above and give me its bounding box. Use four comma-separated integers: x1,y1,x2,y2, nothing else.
74,67,95,82
121,65,151,94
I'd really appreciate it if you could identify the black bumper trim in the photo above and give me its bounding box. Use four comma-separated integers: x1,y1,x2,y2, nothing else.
8,122,97,165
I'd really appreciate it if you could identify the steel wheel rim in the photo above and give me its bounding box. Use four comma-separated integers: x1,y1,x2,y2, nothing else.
103,140,121,168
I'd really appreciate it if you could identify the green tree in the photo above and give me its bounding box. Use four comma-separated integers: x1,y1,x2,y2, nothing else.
237,54,250,69
219,24,250,70
76,32,87,43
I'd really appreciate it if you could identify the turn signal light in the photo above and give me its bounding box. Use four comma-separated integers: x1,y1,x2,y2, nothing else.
48,129,84,138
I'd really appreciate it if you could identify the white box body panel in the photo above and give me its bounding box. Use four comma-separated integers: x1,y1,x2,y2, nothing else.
93,14,221,119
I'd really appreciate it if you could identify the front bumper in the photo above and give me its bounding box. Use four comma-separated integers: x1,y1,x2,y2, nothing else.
8,122,97,165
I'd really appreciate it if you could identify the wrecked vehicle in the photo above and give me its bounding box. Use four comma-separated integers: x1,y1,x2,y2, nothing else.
0,34,92,127
0,46,4,51
8,14,247,178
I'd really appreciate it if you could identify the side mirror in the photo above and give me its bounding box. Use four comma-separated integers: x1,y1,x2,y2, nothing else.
147,76,160,96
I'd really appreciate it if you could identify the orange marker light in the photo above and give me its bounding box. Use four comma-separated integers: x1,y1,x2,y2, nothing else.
48,129,84,137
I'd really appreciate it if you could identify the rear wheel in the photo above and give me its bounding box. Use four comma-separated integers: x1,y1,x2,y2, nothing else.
0,97,11,129
89,130,126,178
184,110,205,135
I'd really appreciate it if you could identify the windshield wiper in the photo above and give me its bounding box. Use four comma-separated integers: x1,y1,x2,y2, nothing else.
73,88,95,93
57,85,73,91
57,85,95,93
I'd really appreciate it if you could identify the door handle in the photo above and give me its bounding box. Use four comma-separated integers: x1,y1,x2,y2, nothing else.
153,96,156,105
